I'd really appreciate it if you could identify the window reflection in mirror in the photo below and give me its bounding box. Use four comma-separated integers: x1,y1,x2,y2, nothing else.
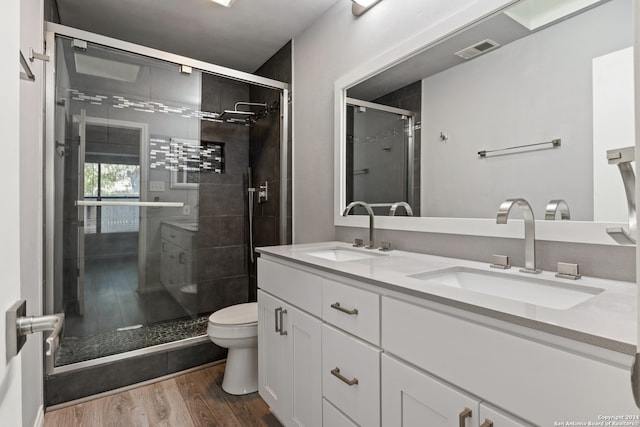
343,0,632,222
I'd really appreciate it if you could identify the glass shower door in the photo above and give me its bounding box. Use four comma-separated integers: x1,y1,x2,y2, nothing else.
53,35,204,366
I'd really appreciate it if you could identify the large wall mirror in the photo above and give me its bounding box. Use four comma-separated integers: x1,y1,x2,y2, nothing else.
335,0,634,245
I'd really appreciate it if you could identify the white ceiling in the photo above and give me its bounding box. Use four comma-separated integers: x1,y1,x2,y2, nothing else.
55,0,340,73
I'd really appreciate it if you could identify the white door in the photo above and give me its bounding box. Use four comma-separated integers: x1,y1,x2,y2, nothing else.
284,304,322,427
381,354,479,427
0,0,25,424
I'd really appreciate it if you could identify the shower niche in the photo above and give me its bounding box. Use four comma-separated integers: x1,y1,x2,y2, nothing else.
45,25,290,403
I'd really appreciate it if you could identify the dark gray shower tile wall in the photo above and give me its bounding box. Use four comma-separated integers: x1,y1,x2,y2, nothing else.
197,74,251,316
374,80,422,216
248,41,293,301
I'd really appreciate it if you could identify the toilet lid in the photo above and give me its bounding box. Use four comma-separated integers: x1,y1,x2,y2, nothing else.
209,302,258,326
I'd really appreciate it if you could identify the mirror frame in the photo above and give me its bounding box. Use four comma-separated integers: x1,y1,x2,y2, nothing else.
334,0,629,246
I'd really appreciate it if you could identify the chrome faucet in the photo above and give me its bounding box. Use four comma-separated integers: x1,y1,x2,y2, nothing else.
389,202,414,216
545,199,570,220
343,201,376,249
496,198,540,274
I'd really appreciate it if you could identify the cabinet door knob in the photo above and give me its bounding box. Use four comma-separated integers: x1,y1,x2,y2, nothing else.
331,302,359,316
279,308,288,336
480,419,493,427
459,407,472,427
330,367,359,386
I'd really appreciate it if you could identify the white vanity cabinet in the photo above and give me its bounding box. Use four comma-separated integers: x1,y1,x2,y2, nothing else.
257,254,638,427
257,259,322,427
160,223,195,289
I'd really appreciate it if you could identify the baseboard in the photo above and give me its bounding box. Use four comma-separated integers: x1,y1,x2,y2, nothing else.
33,405,44,427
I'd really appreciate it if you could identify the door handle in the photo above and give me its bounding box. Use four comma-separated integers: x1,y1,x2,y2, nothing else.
6,299,65,359
75,200,184,208
459,407,472,427
480,419,493,427
279,308,287,336
274,307,282,333
330,367,359,386
330,302,358,315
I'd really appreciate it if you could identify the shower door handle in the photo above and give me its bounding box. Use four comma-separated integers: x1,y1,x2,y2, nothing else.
75,200,184,208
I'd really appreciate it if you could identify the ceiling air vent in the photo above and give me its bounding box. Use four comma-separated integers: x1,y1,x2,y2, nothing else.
454,39,500,60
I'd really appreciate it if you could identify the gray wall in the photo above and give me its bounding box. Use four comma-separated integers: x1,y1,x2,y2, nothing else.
421,0,631,220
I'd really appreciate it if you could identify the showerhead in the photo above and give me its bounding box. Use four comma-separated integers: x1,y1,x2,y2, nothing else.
218,110,255,120
218,101,267,123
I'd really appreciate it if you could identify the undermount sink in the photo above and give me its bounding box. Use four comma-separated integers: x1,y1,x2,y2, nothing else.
303,247,385,262
408,267,604,310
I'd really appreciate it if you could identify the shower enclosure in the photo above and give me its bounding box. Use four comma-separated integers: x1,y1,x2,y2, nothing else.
44,23,290,396
345,98,416,216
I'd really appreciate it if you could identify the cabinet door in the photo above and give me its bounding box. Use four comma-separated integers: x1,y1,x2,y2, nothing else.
284,303,322,427
382,354,479,427
258,290,288,418
479,403,532,427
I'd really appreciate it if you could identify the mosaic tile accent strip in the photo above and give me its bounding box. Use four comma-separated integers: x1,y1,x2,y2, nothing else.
55,316,209,367
149,136,224,173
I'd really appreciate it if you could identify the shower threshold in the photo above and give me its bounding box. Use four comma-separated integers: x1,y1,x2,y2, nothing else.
54,315,210,369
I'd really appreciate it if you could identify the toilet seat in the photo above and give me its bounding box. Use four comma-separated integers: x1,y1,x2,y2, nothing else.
207,302,258,339
208,302,257,326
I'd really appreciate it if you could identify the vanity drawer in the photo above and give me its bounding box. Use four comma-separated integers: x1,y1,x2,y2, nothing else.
257,258,322,317
322,279,379,345
323,398,358,427
322,324,381,427
161,224,193,250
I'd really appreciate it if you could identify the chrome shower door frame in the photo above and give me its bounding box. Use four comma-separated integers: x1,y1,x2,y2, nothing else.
44,23,291,375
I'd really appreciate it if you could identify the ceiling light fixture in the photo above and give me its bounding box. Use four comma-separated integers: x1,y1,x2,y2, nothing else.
352,0,382,17
211,0,236,7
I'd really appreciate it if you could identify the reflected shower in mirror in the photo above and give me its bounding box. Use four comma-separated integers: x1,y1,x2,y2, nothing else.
345,97,418,216
342,0,633,222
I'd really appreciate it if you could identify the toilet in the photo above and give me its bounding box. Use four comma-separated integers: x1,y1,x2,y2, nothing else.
207,302,259,395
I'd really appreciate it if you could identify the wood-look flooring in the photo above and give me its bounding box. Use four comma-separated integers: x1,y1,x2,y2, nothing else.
44,363,282,427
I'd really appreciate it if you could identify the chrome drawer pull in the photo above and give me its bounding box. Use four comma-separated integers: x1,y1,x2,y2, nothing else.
459,407,472,427
331,302,359,316
331,367,358,386
274,307,282,333
480,419,493,427
279,308,288,336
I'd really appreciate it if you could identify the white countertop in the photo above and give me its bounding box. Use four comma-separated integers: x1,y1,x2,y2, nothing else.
257,241,637,355
162,220,198,232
